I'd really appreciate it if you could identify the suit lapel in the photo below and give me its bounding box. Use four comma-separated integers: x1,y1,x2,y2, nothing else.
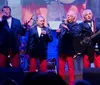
4,17,14,31
93,20,96,33
84,22,92,32
4,20,10,32
35,26,40,39
11,17,16,30
11,17,14,29
35,26,46,39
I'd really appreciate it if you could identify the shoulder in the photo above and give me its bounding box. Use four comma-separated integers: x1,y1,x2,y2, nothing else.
96,22,100,31
71,22,80,30
72,22,79,26
79,22,85,27
28,27,35,35
12,17,21,24
96,22,100,27
44,26,51,31
79,22,84,25
30,25,37,31
69,22,79,28
12,17,20,22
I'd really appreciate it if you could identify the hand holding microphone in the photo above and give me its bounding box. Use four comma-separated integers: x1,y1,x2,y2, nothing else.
56,28,61,33
0,12,7,21
41,30,46,35
61,24,69,31
2,12,7,20
2,12,7,16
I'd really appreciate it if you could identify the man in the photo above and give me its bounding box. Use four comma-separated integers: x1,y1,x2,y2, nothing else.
0,6,26,67
79,9,100,68
26,15,53,72
56,11,80,85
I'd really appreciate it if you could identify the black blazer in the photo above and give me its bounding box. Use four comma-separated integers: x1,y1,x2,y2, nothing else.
79,21,100,44
27,25,53,58
56,22,80,56
0,17,26,56
79,21,100,62
79,21,94,37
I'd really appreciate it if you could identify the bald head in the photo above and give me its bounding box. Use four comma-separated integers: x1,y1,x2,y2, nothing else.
66,11,77,23
36,15,45,28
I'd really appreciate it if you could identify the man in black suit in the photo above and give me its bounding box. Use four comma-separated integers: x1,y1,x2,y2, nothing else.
0,6,26,67
79,9,100,68
27,15,53,72
56,11,80,85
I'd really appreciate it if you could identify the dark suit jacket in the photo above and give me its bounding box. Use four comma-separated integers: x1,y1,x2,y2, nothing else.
56,22,80,56
0,17,26,56
79,21,100,62
26,25,53,58
79,21,100,44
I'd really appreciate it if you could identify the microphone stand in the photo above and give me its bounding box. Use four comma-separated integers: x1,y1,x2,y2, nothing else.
23,14,36,28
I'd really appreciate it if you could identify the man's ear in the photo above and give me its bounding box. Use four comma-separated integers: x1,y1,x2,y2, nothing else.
84,16,86,19
73,17,76,22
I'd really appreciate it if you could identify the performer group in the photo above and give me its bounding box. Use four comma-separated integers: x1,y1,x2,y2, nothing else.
0,5,100,85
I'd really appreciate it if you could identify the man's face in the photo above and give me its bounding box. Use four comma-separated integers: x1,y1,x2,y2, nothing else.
37,17,45,28
2,8,11,18
66,15,75,23
84,12,92,21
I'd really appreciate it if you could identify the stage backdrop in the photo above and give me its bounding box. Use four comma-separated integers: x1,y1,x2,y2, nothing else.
1,0,100,29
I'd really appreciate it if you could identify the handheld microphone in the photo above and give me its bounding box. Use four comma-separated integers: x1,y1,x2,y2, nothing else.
41,28,44,37
2,12,7,20
3,12,7,16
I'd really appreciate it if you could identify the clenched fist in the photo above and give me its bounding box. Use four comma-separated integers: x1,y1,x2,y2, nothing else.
56,28,61,33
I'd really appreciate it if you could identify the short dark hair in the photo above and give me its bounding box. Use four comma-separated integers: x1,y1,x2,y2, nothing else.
2,6,11,12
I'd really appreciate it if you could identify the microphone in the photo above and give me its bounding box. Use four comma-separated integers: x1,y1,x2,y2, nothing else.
41,26,46,37
3,12,7,16
41,28,44,37
2,12,7,20
25,17,36,26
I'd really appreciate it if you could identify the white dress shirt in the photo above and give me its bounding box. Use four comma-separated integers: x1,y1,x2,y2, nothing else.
88,21,94,32
7,17,12,29
0,18,2,21
37,26,42,37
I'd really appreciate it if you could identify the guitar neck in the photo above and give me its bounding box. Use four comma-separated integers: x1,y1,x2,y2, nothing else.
91,30,100,39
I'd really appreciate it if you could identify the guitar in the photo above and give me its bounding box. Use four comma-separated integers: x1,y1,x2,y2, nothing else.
80,30,100,45
73,30,100,58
